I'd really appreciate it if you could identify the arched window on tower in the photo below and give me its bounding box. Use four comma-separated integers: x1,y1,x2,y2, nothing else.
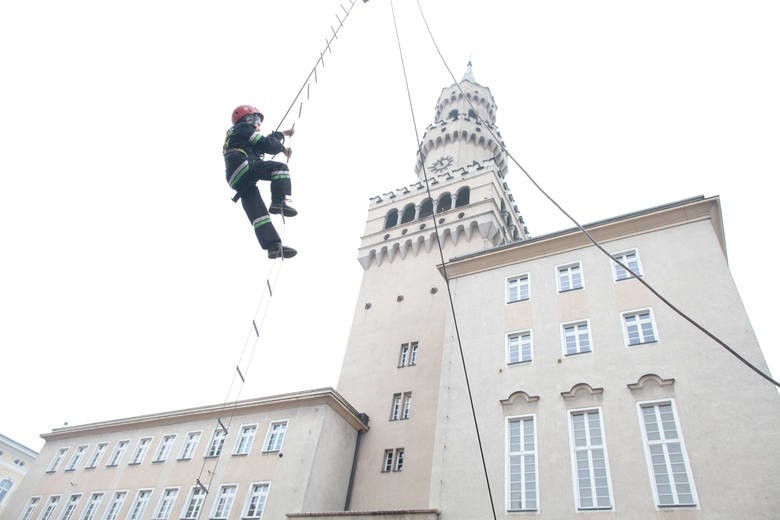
400,203,416,224
467,109,478,119
419,198,433,219
455,186,470,207
448,109,458,120
385,208,399,229
437,193,452,213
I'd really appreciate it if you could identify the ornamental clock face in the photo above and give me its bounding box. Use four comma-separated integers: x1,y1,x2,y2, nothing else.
429,155,454,173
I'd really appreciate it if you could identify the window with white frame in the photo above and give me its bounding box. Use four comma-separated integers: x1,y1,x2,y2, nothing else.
558,262,583,292
234,425,258,455
612,249,642,281
129,437,152,465
395,448,405,471
402,392,412,420
153,435,176,463
103,491,127,520
382,448,405,472
0,478,11,506
398,341,419,367
127,490,151,520
65,446,87,472
19,496,40,520
80,493,103,520
39,495,61,520
206,429,227,458
181,486,206,520
106,440,129,467
263,421,288,452
211,485,237,519
46,448,68,472
84,443,108,469
507,274,530,303
243,483,269,519
179,432,201,460
562,321,592,356
58,494,81,520
639,401,697,507
623,309,658,346
152,488,179,520
390,394,402,421
507,330,533,364
569,409,613,510
507,416,537,512
382,449,394,472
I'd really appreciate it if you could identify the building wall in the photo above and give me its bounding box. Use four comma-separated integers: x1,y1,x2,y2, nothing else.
430,198,780,519
3,389,365,520
0,434,37,516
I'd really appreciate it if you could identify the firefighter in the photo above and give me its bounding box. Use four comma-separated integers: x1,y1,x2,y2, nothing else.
223,105,297,259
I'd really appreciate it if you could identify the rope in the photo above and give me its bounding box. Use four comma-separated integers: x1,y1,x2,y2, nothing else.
412,0,780,388
388,2,499,519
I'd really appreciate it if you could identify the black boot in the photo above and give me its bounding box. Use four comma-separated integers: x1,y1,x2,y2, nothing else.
269,200,298,217
268,243,297,259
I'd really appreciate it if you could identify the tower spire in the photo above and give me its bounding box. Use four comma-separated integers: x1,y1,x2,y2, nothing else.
462,60,475,83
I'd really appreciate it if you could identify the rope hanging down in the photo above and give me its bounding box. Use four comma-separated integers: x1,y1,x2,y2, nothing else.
191,3,372,513
388,2,499,520
412,0,780,389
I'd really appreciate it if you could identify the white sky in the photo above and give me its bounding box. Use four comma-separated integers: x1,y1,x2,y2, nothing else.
1,0,778,452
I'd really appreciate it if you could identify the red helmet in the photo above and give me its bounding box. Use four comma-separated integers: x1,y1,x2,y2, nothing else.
232,105,264,125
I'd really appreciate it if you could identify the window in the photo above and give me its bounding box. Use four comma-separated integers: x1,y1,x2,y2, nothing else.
179,432,201,460
58,494,81,520
47,448,68,472
152,488,179,520
84,443,108,469
558,262,583,292
211,485,237,519
390,394,402,421
382,448,405,472
106,440,129,467
569,410,613,510
0,478,12,506
638,401,697,507
455,186,470,207
39,495,61,520
65,446,87,472
127,490,151,520
613,249,642,281
235,425,258,455
153,435,176,463
206,429,227,458
506,274,530,303
20,497,41,520
448,109,459,119
437,193,452,213
400,203,415,224
623,309,658,346
507,416,537,512
102,491,127,520
129,437,152,465
80,493,103,520
398,342,418,367
243,483,269,519
419,198,433,219
263,421,288,452
390,392,412,421
181,487,206,520
507,330,533,364
402,393,412,420
384,208,398,229
562,321,592,356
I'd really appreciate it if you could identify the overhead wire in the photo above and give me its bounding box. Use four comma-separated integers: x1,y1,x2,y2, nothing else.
388,2,499,519
412,0,780,388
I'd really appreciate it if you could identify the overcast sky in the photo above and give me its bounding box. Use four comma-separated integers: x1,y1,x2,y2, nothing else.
2,0,778,452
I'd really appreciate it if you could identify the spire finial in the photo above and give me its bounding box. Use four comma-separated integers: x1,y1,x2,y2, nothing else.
462,60,475,83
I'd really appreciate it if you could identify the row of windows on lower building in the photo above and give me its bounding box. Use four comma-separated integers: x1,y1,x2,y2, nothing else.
506,249,642,303
507,307,659,364
378,399,697,512
18,482,270,520
45,421,288,474
507,400,696,512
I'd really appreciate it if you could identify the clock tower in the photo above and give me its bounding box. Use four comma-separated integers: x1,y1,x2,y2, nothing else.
337,64,528,511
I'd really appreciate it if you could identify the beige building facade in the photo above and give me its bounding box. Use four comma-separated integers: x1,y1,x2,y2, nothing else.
0,433,37,516
2,389,367,520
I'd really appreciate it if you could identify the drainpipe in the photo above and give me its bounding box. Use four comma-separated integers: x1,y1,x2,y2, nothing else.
344,413,370,510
